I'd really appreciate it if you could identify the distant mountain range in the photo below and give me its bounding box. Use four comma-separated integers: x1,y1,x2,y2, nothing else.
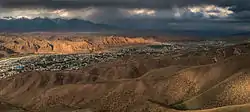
0,17,118,32
0,17,249,38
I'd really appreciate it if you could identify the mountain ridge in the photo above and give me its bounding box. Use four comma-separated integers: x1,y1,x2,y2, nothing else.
0,17,119,32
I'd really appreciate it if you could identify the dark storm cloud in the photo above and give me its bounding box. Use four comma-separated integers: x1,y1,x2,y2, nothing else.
0,0,249,11
1,0,250,20
233,11,250,19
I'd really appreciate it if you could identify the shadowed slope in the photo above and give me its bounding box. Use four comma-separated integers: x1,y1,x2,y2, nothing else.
171,54,250,110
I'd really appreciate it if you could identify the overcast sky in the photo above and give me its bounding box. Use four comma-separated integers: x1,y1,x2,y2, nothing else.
0,0,250,33
0,0,249,20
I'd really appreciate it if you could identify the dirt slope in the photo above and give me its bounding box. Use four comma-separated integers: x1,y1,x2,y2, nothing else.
173,55,250,110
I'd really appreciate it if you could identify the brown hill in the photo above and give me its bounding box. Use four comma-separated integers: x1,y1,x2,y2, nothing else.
173,55,250,110
0,36,156,54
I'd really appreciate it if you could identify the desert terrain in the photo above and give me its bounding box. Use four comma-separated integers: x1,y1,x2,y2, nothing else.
0,33,249,112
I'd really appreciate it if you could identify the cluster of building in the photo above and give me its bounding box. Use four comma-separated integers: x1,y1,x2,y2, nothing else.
0,53,127,78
